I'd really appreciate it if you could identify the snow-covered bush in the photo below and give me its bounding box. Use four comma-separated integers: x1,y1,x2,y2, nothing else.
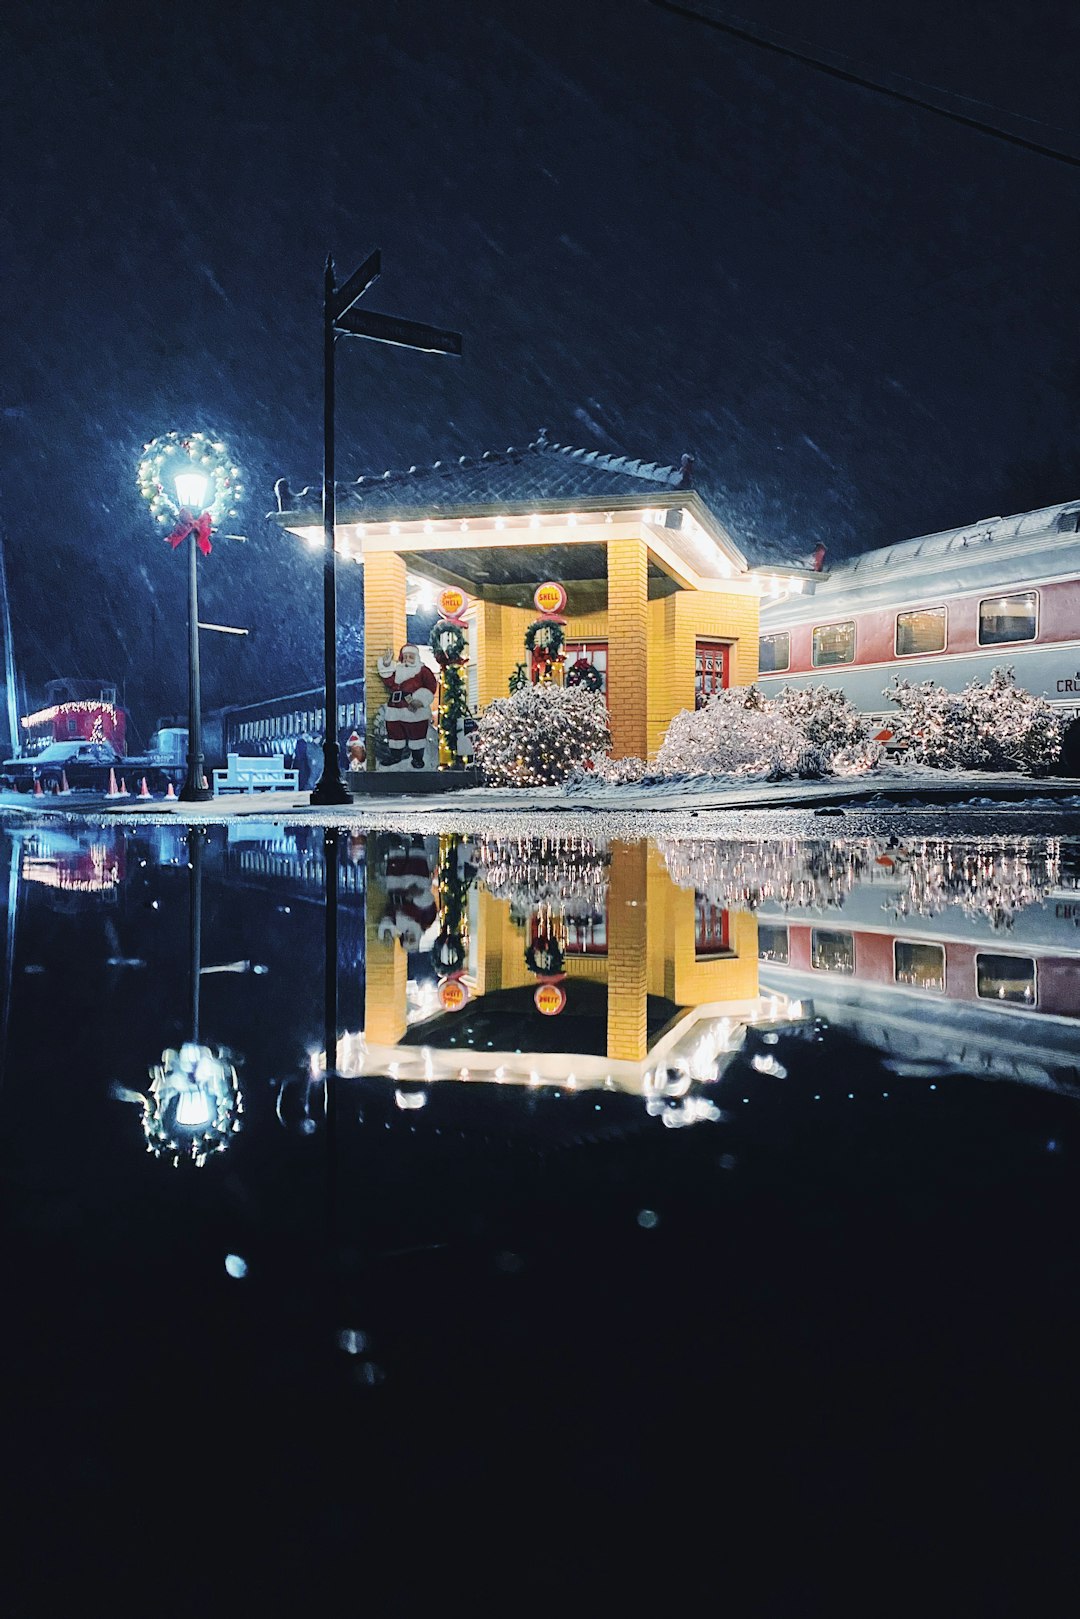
565,753,650,790
474,682,611,787
656,686,838,780
773,684,869,755
887,668,1063,775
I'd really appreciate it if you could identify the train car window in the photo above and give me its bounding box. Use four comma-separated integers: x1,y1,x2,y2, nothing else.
811,928,855,974
812,621,855,666
978,591,1038,646
758,631,790,673
894,939,945,991
757,922,789,963
896,607,946,657
976,953,1036,1004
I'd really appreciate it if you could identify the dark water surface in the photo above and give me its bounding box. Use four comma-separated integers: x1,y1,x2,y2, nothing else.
3,819,1080,1612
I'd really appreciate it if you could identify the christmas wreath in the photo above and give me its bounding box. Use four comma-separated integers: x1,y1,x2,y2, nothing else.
137,432,244,529
525,935,565,977
430,619,467,666
524,619,566,660
566,657,603,693
432,931,467,976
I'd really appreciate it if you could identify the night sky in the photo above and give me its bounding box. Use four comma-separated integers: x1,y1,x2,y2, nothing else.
3,0,1078,734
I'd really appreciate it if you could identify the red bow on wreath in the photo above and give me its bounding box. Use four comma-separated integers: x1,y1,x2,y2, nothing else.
166,507,213,556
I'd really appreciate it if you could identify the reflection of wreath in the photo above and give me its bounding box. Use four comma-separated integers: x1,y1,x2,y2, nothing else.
524,620,566,659
432,930,466,975
430,619,467,666
525,935,565,976
137,432,244,528
566,657,603,693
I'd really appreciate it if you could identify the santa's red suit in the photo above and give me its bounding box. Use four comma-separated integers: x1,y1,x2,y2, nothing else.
377,644,437,765
379,838,438,948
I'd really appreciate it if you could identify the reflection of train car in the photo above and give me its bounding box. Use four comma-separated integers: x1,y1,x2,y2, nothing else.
757,880,1080,1088
757,499,1080,750
16,827,126,902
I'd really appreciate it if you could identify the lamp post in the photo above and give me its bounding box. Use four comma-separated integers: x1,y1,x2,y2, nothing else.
174,468,213,803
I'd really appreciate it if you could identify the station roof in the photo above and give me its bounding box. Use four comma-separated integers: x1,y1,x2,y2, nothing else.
272,429,693,523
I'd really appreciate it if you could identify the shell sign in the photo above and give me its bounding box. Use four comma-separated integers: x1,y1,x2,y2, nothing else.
533,580,567,616
534,982,567,1016
438,978,470,1012
438,587,469,622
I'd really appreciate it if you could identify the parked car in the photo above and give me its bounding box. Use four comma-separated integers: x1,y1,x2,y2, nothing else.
1,740,122,792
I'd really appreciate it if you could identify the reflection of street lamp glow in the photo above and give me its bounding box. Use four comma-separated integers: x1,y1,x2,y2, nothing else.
174,469,209,509
142,1043,242,1167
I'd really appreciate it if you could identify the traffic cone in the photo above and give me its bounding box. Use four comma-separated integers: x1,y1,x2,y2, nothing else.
107,767,120,797
60,770,71,795
165,780,176,799
119,777,127,795
138,777,151,799
201,774,209,791
33,777,43,796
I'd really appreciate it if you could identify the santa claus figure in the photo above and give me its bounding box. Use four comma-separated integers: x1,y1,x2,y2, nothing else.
376,644,437,769
378,836,438,949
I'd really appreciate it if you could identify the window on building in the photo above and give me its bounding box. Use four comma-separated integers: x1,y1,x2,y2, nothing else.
757,923,789,964
896,607,947,657
567,641,607,697
978,592,1038,646
695,641,729,707
976,953,1036,1004
894,940,945,991
811,928,855,974
564,912,608,955
812,622,855,666
758,631,790,673
695,899,731,958
67,716,78,736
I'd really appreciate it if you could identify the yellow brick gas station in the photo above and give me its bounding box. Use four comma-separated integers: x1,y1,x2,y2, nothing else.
273,435,801,767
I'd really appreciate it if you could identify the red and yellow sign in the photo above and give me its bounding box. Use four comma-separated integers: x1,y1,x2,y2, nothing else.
533,580,567,616
438,587,469,622
534,982,567,1017
438,978,470,1012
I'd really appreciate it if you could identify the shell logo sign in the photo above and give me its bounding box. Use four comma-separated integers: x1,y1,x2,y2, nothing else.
533,580,567,616
438,587,469,622
438,978,470,1012
534,982,567,1016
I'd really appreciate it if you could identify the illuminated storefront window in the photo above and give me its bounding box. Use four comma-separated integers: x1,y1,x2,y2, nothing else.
695,641,729,706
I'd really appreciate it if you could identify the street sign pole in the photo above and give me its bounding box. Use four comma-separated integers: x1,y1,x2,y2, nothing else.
311,255,353,805
309,249,461,803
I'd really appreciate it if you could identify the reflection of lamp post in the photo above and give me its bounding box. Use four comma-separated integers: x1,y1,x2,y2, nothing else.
140,830,243,1165
173,468,213,803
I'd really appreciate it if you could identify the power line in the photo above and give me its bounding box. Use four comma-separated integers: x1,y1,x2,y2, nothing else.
649,1,1080,168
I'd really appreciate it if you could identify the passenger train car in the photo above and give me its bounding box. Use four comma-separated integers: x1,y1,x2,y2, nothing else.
756,498,1080,737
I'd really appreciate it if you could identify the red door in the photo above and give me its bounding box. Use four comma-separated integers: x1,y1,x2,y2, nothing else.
695,641,729,706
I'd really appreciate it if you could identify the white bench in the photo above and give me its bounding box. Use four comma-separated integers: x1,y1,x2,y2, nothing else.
212,753,300,795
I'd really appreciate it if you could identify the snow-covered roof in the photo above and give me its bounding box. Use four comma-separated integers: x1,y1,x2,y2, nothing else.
273,429,693,520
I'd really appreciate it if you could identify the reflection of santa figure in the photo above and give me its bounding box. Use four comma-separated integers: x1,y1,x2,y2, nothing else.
377,644,437,769
379,836,437,950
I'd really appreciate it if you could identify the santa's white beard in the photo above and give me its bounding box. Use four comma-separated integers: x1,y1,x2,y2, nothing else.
390,659,420,683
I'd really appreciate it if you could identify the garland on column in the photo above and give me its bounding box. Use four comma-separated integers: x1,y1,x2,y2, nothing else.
430,619,469,766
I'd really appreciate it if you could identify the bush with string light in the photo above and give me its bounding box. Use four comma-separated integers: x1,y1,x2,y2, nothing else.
474,682,611,787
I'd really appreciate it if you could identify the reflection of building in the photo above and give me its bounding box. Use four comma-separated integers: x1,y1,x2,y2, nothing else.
273,434,809,764
334,837,807,1094
756,880,1080,1088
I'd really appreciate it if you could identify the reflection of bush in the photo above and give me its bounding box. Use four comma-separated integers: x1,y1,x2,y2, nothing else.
475,834,610,917
660,836,1069,930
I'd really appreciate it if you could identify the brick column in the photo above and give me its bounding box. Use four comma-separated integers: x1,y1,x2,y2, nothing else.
364,887,408,1046
607,538,649,760
607,839,649,1063
363,551,407,770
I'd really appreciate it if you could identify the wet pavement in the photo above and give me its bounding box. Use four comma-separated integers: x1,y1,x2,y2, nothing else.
3,816,1080,1612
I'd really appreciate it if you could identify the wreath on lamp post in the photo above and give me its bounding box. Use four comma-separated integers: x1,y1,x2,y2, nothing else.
566,656,603,694
137,432,245,530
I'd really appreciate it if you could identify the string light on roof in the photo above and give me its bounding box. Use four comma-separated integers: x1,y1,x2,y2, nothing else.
494,516,506,529
389,521,400,535
529,513,541,528
423,519,434,533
